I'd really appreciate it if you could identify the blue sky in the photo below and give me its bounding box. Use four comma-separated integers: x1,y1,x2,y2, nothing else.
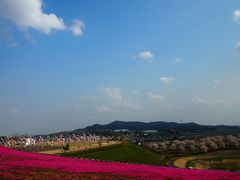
1,0,240,135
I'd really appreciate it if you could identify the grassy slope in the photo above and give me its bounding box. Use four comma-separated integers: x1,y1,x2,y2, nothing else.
65,142,164,166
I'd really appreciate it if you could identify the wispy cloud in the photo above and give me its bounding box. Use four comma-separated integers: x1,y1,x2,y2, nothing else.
147,92,164,103
100,87,122,101
233,10,240,22
191,98,208,106
79,95,97,101
0,108,19,114
95,105,114,113
175,57,184,63
160,76,175,85
70,19,85,36
10,108,19,113
116,100,142,110
132,89,139,94
233,41,240,56
100,86,142,110
137,51,154,63
0,24,18,48
214,80,222,85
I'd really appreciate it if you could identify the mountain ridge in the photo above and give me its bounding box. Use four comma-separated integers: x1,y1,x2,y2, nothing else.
46,120,240,136
72,120,238,133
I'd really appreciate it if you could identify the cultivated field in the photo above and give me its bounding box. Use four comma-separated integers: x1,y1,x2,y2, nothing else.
64,142,165,165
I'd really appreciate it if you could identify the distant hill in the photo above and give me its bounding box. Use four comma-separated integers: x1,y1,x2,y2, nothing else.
44,120,240,137
71,120,240,134
80,121,205,132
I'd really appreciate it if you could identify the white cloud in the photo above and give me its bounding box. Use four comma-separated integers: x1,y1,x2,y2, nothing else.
11,108,18,113
79,95,97,101
70,19,84,36
24,31,37,44
234,41,240,56
175,57,184,63
191,98,208,106
0,23,18,48
0,108,18,114
137,51,154,63
0,0,85,43
101,87,122,101
6,40,18,48
95,105,114,113
0,0,66,34
132,89,139,94
160,76,175,85
116,100,142,110
214,80,222,85
147,92,164,103
100,86,141,110
233,10,240,22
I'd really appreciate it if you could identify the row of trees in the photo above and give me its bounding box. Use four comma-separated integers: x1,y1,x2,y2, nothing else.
145,135,240,153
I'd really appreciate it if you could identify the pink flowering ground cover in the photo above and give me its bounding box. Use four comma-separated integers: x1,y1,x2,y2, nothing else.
0,146,240,179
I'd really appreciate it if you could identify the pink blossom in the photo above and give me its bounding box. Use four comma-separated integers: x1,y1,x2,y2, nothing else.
0,146,239,179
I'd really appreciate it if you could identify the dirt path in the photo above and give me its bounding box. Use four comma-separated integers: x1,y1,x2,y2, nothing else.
173,150,240,169
173,156,197,168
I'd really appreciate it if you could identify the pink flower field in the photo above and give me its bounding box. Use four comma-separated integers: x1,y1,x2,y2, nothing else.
0,146,240,179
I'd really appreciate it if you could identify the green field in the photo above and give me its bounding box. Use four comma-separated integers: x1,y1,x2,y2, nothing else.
64,142,165,166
